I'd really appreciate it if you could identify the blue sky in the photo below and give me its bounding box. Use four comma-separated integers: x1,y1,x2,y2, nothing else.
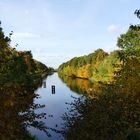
0,0,140,68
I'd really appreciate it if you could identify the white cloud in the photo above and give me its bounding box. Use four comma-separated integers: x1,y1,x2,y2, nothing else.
12,32,40,39
107,24,121,34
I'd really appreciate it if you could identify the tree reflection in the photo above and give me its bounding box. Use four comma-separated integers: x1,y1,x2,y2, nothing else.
59,75,104,97
0,85,50,140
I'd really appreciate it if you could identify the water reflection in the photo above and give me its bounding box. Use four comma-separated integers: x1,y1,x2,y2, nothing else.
59,75,104,97
0,85,50,140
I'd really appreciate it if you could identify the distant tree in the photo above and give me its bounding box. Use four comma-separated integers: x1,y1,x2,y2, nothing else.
134,9,140,19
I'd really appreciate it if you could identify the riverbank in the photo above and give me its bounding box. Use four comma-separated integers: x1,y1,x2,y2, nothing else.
58,49,120,84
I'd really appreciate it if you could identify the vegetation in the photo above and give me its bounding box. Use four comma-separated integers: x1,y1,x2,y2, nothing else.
116,27,140,94
0,22,54,87
0,22,56,139
0,84,52,140
58,11,140,85
58,11,140,140
58,48,121,83
61,91,140,140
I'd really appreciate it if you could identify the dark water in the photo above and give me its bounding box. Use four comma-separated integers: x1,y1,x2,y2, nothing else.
30,73,82,140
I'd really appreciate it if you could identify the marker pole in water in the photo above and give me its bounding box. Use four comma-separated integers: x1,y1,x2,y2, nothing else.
52,85,55,94
43,82,46,88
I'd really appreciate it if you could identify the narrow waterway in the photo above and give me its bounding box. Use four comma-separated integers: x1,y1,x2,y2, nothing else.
30,73,81,140
1,73,139,140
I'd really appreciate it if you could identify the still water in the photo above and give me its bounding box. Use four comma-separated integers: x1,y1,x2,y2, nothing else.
1,73,139,140
30,73,82,140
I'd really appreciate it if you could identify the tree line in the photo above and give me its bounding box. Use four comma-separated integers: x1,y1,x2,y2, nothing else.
0,22,54,87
